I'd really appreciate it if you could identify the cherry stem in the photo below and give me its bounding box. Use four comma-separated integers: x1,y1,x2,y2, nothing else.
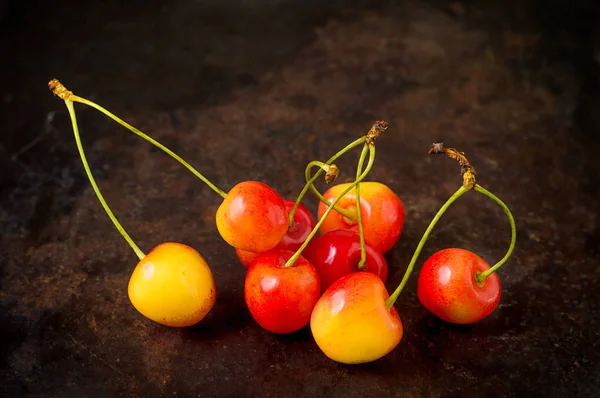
65,101,146,260
473,184,517,283
69,95,227,199
385,186,469,310
355,144,370,270
283,145,376,268
287,136,365,225
301,162,353,221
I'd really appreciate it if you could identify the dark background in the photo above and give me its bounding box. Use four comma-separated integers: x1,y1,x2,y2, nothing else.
1,0,599,397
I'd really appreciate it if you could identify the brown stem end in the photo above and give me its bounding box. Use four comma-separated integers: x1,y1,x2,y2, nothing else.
428,142,477,189
48,79,73,101
325,164,340,184
366,120,388,145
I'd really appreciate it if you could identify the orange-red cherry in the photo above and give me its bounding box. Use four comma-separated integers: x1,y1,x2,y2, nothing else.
216,181,288,253
317,182,404,253
417,248,501,324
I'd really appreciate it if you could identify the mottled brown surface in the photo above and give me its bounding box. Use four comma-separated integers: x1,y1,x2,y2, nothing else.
1,0,599,397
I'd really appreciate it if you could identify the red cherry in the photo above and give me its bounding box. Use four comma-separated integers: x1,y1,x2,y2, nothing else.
244,249,321,334
417,248,501,324
279,200,316,250
304,230,388,292
235,200,316,267
216,181,288,253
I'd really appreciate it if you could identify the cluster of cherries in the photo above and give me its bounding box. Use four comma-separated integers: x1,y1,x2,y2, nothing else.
49,79,516,365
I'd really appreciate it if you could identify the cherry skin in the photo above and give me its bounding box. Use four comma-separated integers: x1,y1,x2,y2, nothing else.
303,229,388,292
216,181,288,253
244,249,321,334
317,181,404,253
235,200,316,267
310,272,403,364
128,242,217,327
417,248,501,324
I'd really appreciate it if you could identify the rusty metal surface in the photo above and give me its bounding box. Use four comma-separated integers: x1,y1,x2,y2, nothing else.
1,0,599,397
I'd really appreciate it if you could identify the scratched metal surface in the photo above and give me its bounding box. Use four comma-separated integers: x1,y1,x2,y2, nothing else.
1,0,599,397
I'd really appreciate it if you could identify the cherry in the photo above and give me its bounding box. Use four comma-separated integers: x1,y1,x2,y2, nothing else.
128,242,217,327
417,248,501,324
50,82,217,327
244,249,320,334
235,200,316,267
317,181,404,254
310,272,403,364
216,181,288,253
304,229,388,292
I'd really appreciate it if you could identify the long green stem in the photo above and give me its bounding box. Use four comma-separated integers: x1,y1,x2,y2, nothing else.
474,184,517,283
355,144,369,270
288,136,365,224
284,145,376,268
65,101,145,260
70,96,227,199
385,186,469,309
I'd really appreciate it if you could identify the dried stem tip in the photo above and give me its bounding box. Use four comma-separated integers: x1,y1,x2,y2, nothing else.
428,142,477,189
48,79,73,101
366,120,388,145
325,164,340,184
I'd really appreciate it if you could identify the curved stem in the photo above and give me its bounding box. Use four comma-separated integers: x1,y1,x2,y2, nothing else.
474,184,517,283
70,95,227,199
355,144,369,270
385,186,469,310
65,101,145,260
287,136,365,224
302,162,354,220
284,145,376,268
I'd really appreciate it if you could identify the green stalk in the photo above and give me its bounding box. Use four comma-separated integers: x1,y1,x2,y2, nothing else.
385,186,469,309
71,96,227,199
355,144,369,269
287,137,365,224
283,145,376,268
65,100,145,260
473,184,517,283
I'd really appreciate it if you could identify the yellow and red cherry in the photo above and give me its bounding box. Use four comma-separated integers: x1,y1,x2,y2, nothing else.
244,249,321,334
216,181,288,253
304,229,388,292
310,272,403,364
317,181,404,253
417,248,501,324
128,242,217,327
235,200,316,267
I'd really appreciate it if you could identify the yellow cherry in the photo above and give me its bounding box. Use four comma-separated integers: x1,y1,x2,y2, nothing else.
310,272,403,364
128,242,216,327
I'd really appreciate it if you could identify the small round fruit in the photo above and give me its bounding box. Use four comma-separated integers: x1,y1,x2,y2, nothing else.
128,242,216,327
244,249,320,334
417,248,501,324
216,181,288,253
310,272,403,364
317,181,404,253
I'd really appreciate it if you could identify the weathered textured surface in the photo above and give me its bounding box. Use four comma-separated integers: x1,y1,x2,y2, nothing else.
1,0,599,397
